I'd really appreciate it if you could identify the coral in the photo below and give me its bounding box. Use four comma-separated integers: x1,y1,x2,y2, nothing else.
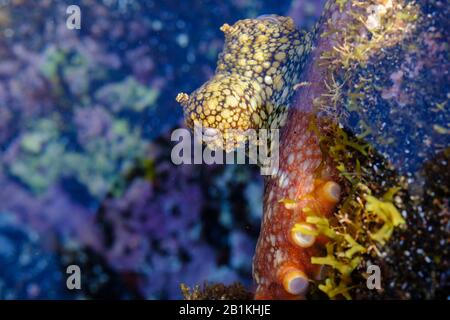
95,76,159,113
3,116,147,199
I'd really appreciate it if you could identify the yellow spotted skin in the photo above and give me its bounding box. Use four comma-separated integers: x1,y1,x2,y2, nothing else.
176,15,311,150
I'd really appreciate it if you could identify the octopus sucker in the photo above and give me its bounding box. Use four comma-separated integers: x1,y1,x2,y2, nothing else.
290,222,316,248
279,265,309,296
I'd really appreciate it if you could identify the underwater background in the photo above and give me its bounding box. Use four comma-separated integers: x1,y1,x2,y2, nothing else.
0,0,326,299
0,0,448,300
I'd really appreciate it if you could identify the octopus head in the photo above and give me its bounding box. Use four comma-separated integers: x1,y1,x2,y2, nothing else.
176,73,265,151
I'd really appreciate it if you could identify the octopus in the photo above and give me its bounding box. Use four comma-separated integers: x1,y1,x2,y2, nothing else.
174,0,450,300
176,14,343,299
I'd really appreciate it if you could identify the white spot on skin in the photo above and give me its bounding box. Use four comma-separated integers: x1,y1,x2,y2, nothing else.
287,153,295,165
278,173,287,188
270,234,276,246
281,175,290,189
274,250,283,267
297,136,306,148
268,190,274,202
303,160,314,172
305,148,312,157
266,207,273,220
309,159,320,171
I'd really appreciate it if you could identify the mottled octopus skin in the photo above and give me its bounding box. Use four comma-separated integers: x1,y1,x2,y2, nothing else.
176,15,310,150
253,111,340,299
176,14,341,299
